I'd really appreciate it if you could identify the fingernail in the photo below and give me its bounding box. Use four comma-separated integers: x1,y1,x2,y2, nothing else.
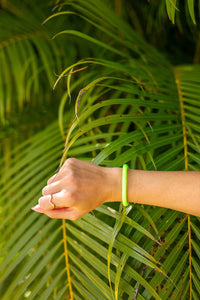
31,204,42,212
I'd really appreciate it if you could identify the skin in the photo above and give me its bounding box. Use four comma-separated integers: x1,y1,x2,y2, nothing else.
32,158,200,219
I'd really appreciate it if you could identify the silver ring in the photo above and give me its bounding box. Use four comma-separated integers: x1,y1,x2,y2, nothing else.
49,195,56,209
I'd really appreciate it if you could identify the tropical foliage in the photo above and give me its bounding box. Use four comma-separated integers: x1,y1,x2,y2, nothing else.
0,0,200,299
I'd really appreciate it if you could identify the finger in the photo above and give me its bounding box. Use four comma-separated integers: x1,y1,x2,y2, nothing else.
51,190,74,208
47,169,69,185
47,169,68,185
38,195,55,210
47,174,58,185
39,190,73,209
42,180,62,196
32,206,82,220
58,157,80,174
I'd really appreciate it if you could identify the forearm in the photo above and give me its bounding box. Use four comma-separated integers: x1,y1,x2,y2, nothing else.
125,170,200,217
32,158,200,220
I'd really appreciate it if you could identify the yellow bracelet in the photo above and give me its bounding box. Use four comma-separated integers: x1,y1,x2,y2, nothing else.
122,164,129,207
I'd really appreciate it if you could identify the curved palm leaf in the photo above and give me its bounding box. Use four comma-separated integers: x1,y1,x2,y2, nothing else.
0,0,94,125
165,0,198,24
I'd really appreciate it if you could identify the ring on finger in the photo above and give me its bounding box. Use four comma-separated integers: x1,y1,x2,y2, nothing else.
49,194,56,209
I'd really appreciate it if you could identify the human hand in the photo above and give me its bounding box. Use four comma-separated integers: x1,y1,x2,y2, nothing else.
32,158,121,220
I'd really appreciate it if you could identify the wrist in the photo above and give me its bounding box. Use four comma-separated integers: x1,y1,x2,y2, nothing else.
103,167,122,204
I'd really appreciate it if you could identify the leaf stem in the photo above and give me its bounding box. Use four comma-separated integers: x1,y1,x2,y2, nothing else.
62,219,73,299
174,67,192,299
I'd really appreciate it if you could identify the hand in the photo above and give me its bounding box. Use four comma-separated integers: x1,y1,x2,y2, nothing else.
32,158,121,220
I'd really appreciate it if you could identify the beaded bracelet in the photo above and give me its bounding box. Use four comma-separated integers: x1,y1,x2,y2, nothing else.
122,164,129,207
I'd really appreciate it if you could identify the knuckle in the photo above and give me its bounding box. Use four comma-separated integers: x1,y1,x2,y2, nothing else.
42,187,47,196
64,157,76,167
47,173,58,185
47,175,55,185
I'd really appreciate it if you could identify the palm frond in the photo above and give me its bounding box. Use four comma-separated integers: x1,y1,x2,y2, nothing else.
165,0,198,24
0,0,90,125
